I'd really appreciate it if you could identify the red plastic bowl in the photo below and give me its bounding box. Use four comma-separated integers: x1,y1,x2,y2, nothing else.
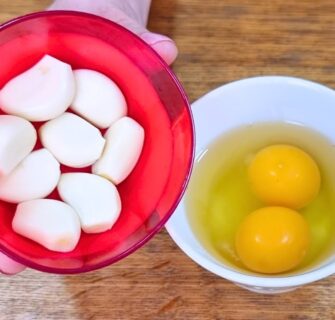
0,11,194,273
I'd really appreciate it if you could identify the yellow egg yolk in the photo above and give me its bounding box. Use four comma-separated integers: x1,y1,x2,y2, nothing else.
235,206,310,274
248,144,321,209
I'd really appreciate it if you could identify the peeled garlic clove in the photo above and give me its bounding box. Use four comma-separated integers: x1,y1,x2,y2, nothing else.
0,115,36,176
92,117,144,184
12,199,81,253
58,173,121,234
40,112,105,168
0,55,75,121
0,149,60,203
72,69,127,129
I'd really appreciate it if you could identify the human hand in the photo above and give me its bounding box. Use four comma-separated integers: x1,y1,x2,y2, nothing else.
49,0,178,65
0,252,25,275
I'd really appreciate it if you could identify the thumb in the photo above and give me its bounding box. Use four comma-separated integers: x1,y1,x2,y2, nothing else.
48,0,178,65
95,9,178,65
0,252,25,275
139,32,178,66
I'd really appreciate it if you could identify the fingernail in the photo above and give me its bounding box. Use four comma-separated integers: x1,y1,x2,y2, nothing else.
140,32,173,45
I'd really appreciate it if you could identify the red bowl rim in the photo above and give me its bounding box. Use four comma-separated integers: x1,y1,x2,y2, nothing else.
0,10,195,274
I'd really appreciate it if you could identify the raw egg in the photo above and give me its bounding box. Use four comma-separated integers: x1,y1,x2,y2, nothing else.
235,206,310,274
248,144,320,209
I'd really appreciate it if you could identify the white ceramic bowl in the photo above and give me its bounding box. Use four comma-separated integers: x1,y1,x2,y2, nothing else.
166,76,335,294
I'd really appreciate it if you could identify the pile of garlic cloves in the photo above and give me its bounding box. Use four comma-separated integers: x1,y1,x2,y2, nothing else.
0,55,144,253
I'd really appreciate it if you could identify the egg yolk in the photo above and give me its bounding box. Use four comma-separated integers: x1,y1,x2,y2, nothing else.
248,144,321,209
235,206,310,274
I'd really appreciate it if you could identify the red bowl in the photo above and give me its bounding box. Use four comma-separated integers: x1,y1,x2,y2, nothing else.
0,11,194,273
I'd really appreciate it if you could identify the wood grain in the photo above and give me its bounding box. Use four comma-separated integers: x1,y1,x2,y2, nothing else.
1,0,335,319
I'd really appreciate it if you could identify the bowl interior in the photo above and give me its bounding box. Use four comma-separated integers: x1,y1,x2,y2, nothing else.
0,12,194,273
166,76,335,288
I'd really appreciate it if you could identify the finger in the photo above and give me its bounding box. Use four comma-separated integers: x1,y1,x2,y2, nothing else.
140,32,178,65
0,252,25,275
48,2,178,65
99,9,178,65
94,11,179,65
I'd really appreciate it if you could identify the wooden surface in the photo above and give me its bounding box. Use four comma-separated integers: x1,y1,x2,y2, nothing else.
1,0,335,319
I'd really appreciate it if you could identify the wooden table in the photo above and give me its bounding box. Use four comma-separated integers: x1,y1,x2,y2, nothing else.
1,0,335,319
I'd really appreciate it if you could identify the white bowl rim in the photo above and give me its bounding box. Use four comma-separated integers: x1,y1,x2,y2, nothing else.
166,75,335,288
